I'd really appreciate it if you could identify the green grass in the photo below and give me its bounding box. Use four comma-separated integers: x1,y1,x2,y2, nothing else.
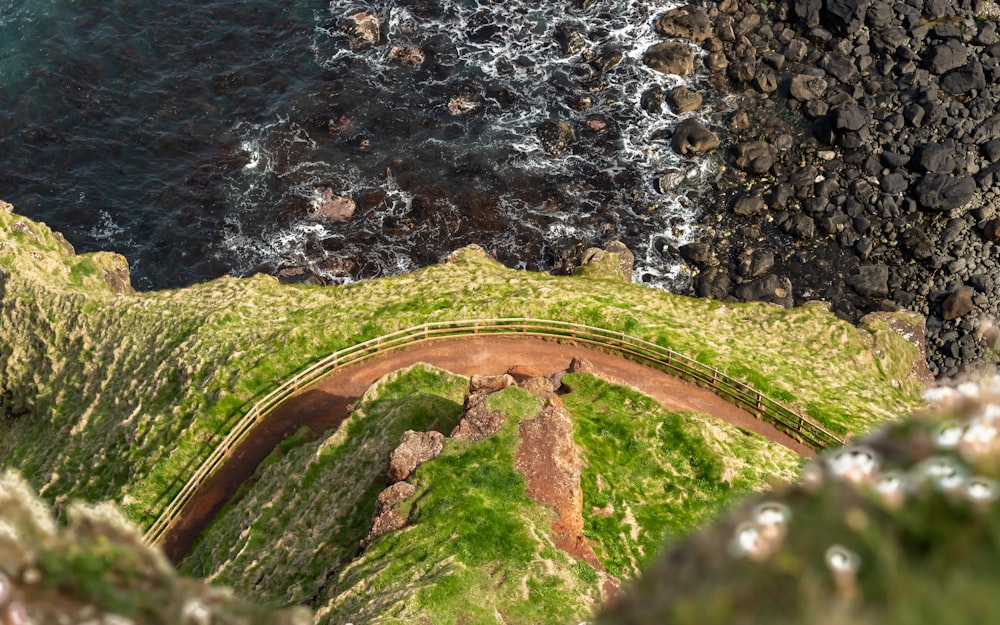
561,373,800,578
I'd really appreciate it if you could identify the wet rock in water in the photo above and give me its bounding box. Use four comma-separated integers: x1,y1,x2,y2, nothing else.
733,141,775,174
537,118,575,156
666,86,703,114
448,94,478,116
389,44,425,67
555,24,587,56
789,74,828,101
342,10,380,48
915,174,976,211
643,42,695,76
734,274,794,308
847,264,890,299
941,287,974,320
671,118,719,156
308,188,356,222
641,86,665,114
387,430,445,483
654,5,712,42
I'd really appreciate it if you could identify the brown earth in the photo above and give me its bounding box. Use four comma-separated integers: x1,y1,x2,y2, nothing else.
160,336,812,564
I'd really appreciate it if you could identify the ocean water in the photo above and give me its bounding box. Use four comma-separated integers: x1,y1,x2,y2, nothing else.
0,0,713,290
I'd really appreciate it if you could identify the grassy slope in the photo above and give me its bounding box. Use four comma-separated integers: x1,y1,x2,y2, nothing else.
0,202,925,530
182,364,801,624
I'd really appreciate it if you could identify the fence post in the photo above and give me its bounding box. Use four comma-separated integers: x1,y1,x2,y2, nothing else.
755,391,762,414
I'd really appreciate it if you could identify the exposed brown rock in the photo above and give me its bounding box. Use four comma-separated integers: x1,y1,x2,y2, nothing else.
469,374,516,394
308,188,356,222
363,482,416,547
387,430,445,483
515,396,601,569
451,393,507,441
642,42,695,76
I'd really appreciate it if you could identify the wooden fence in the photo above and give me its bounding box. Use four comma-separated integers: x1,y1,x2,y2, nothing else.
142,317,844,546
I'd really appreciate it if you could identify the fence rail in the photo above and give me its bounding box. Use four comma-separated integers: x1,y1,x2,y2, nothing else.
142,318,844,546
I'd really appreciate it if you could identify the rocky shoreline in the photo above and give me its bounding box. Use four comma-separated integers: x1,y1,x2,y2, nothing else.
636,0,1000,380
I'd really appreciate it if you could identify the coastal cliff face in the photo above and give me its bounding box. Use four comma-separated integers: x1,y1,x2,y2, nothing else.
0,203,936,622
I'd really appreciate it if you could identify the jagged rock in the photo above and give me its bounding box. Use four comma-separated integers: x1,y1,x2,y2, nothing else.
363,482,416,547
789,74,827,101
452,394,507,441
671,118,719,156
726,41,758,82
666,86,703,114
640,86,664,114
733,141,775,174
915,174,976,211
555,25,587,56
831,105,868,131
847,264,890,299
537,118,575,156
924,40,969,74
941,287,974,320
387,430,445,483
782,214,815,239
643,42,695,76
308,188,356,222
654,5,712,42
824,0,869,34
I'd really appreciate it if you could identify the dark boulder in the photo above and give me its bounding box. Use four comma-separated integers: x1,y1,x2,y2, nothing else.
981,139,1000,163
643,42,695,76
695,266,732,299
917,143,956,173
671,118,720,155
736,249,775,278
915,174,976,210
924,40,969,74
733,141,776,173
641,86,664,114
831,105,868,131
654,5,712,42
734,274,794,307
782,213,816,239
680,241,714,266
789,74,828,101
941,61,986,95
794,0,822,27
880,172,908,194
941,287,974,320
823,0,870,35
982,218,1000,242
974,114,1000,142
666,86,703,114
847,264,890,299
732,193,765,215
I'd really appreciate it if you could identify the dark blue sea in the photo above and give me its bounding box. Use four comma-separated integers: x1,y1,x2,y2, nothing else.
0,0,704,289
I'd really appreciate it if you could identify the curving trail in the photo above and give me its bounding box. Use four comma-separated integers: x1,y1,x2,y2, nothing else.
160,336,812,563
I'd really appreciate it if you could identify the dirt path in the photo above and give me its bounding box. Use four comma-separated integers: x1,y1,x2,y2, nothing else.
160,336,812,563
